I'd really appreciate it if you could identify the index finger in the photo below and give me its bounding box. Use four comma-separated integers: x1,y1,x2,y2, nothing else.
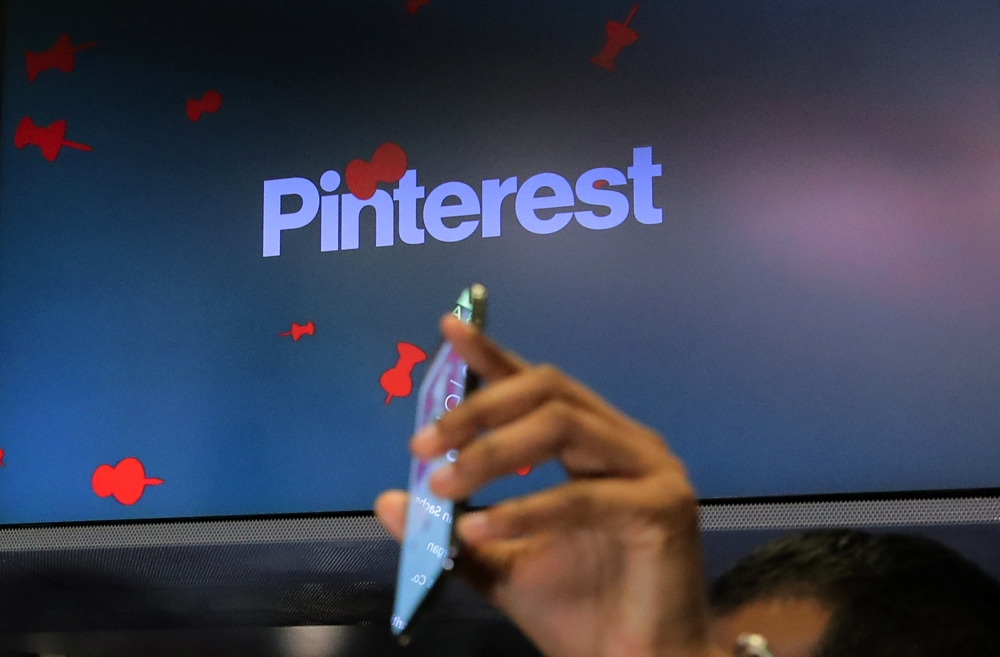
441,314,525,382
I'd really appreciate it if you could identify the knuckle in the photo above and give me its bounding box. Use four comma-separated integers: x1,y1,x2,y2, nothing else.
438,402,482,439
646,475,698,527
541,400,573,432
533,364,566,392
486,500,531,537
453,444,485,480
453,437,506,488
489,505,518,535
668,482,698,516
461,401,489,432
435,407,461,434
471,438,502,475
499,347,521,369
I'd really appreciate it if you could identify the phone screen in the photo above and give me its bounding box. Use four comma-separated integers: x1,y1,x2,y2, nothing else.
390,294,474,636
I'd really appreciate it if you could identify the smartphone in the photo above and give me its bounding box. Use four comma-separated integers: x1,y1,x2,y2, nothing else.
390,284,487,641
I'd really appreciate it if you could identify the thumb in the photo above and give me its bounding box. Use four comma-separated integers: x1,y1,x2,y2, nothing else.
440,314,525,382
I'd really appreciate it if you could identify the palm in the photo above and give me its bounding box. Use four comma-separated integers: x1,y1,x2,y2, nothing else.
493,529,634,657
477,513,705,657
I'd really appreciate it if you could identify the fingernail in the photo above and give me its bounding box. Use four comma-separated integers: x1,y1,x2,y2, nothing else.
457,512,490,543
429,463,457,495
411,424,440,455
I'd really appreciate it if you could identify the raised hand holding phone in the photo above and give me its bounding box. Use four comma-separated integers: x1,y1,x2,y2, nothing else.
378,304,727,657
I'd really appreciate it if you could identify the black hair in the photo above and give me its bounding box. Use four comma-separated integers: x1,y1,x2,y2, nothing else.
710,529,1000,657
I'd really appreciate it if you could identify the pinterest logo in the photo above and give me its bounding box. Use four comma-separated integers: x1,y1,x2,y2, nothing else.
262,146,663,257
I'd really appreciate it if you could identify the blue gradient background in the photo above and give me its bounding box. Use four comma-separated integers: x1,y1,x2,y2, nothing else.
1,0,998,523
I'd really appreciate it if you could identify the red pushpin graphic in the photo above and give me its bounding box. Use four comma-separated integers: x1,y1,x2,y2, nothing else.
26,34,97,82
92,457,163,506
406,0,431,14
186,90,222,122
591,4,640,72
15,117,92,162
345,143,408,200
0,449,5,468
380,342,427,404
279,321,315,341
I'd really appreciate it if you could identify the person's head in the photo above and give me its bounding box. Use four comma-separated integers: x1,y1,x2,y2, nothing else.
709,529,1000,657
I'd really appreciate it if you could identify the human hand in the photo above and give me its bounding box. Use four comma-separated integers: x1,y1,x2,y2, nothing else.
376,315,726,657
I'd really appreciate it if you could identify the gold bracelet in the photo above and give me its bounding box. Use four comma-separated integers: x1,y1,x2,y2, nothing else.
735,634,773,657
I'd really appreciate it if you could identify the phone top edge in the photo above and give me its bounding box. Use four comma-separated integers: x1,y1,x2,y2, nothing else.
470,283,487,329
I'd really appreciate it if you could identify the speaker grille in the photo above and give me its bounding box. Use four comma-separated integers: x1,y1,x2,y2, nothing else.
0,515,398,632
699,496,1000,530
0,515,389,551
2,499,999,632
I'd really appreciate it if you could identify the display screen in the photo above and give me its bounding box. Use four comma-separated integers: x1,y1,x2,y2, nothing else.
1,0,998,525
392,289,473,636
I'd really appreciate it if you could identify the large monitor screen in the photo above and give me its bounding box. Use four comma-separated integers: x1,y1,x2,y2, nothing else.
1,0,998,525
